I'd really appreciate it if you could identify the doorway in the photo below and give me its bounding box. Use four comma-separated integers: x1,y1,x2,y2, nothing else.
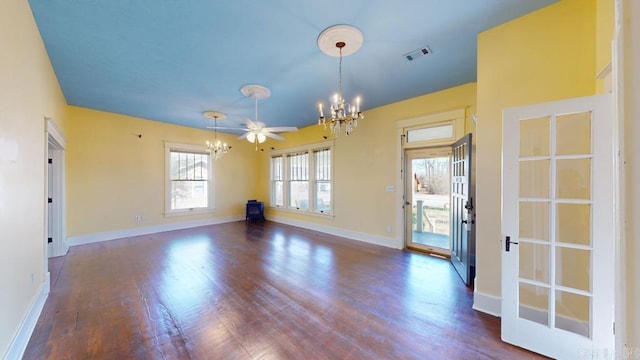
46,118,67,259
405,147,452,256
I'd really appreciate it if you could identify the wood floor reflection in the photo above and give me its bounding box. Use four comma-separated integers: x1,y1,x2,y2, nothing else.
25,221,544,359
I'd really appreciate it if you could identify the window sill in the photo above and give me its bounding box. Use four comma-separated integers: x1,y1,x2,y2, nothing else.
268,206,334,219
164,207,216,218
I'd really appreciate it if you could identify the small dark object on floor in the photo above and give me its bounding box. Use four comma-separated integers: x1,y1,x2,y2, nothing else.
246,200,265,222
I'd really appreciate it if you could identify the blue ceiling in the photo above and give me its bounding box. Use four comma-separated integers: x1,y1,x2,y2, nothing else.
28,0,557,133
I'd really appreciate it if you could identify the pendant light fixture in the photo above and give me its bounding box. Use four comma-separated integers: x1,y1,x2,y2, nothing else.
203,111,230,160
317,24,364,136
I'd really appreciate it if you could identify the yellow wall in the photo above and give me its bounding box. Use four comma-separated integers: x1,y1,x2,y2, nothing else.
0,0,68,356
596,0,615,92
256,83,476,244
66,106,258,237
476,0,596,298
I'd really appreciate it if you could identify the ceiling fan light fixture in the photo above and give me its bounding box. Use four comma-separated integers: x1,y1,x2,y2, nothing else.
237,84,298,149
317,24,364,137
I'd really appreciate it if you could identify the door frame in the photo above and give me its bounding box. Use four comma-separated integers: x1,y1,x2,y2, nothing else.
45,118,67,260
395,108,467,250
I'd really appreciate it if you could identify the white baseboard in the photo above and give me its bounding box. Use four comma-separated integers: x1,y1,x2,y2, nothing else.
3,272,50,360
473,290,501,317
268,215,402,249
67,215,244,246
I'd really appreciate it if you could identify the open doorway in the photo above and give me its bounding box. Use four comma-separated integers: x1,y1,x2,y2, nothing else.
46,118,67,259
405,147,451,256
396,109,474,286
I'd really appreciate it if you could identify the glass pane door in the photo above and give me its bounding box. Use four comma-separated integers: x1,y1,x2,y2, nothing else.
501,94,614,359
517,112,593,338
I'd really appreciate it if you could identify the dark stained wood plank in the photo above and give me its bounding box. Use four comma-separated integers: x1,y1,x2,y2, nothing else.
25,221,546,359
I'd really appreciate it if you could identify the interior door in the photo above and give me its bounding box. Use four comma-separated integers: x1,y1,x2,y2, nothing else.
450,134,473,286
501,94,614,359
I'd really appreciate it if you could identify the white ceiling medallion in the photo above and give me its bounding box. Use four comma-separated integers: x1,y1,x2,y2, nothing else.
203,111,228,120
317,24,364,57
240,84,271,100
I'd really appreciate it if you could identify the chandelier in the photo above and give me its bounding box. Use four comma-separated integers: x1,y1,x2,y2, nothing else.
203,111,230,160
317,25,364,136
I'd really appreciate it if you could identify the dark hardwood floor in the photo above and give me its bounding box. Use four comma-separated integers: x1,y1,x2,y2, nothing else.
25,221,544,359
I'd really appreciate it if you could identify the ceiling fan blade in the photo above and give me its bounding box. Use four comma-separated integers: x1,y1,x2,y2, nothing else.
263,132,285,141
206,126,249,131
245,118,258,129
237,132,250,140
263,126,298,133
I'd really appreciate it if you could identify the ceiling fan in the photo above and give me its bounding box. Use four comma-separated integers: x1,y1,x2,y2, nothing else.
206,84,297,146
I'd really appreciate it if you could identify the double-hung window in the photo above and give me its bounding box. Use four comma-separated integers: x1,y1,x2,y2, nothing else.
288,152,309,210
314,148,331,212
270,141,333,215
165,142,214,215
271,156,284,207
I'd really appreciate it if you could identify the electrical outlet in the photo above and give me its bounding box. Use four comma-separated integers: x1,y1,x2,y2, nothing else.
385,225,392,233
135,215,144,222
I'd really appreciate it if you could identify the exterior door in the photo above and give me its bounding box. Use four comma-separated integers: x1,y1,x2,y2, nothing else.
501,94,614,359
405,147,451,255
450,134,473,286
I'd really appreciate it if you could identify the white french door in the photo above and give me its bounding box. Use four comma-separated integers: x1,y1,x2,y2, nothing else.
501,94,614,359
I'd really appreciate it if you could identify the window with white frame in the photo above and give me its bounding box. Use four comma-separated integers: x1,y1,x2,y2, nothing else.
314,148,331,212
270,142,333,215
288,152,309,210
271,156,284,207
165,142,213,215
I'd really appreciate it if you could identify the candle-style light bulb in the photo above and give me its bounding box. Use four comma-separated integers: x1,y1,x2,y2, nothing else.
318,103,324,117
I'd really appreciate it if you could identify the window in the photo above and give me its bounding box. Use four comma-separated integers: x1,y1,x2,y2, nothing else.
288,152,309,210
270,141,333,215
271,156,284,207
165,142,213,215
314,148,331,212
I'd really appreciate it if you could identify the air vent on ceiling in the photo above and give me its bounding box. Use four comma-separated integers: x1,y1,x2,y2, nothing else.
404,46,432,62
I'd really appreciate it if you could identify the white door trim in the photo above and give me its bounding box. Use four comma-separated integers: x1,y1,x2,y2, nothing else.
46,117,68,258
396,108,467,250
